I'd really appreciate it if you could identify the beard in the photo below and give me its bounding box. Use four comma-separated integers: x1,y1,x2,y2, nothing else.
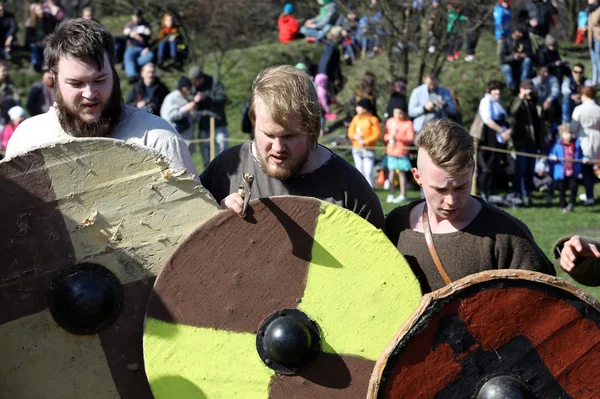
255,142,310,181
56,69,124,138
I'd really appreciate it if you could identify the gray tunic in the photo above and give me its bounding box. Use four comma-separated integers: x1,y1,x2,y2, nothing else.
200,142,385,229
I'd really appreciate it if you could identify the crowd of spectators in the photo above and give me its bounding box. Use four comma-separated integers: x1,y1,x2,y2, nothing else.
273,0,599,211
0,0,597,214
473,0,600,211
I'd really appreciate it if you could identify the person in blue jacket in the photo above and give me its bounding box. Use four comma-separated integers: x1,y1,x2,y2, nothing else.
549,124,584,212
494,0,512,41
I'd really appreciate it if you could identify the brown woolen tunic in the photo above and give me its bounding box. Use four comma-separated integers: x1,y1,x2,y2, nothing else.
385,199,556,293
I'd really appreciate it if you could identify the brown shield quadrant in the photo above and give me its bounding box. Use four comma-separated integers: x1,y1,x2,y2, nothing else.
0,138,219,398
369,270,600,399
144,196,423,399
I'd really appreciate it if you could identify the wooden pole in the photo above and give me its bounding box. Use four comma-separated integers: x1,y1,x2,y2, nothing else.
209,117,216,162
471,145,478,196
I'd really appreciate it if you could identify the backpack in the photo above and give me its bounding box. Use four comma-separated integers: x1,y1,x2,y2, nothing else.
469,113,485,142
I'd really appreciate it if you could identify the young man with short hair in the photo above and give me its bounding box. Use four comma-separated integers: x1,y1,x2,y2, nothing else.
200,65,384,229
385,119,555,293
6,18,197,180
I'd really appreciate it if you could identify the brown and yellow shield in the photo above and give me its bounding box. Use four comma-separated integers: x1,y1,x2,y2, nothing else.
143,196,423,398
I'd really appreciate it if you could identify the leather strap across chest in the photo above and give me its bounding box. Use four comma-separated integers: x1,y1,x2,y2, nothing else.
422,203,453,286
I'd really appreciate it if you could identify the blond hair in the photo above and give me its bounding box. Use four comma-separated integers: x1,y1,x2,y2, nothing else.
558,123,572,135
416,119,474,176
249,65,321,146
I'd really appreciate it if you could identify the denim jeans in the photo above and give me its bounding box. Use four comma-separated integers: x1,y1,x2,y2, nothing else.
447,32,463,55
360,36,370,52
582,163,595,201
352,148,376,187
199,126,229,168
29,43,44,68
124,45,155,78
501,57,532,91
591,38,600,85
177,125,196,155
513,146,536,198
343,42,355,60
300,24,332,41
157,38,178,63
561,96,575,124
465,27,480,55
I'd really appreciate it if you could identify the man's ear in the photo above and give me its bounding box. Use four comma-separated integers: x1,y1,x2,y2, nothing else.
412,167,422,186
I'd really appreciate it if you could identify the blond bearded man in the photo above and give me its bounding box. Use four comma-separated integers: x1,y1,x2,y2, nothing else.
200,65,384,229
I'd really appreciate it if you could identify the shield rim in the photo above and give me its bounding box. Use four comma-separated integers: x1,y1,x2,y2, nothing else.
367,269,600,398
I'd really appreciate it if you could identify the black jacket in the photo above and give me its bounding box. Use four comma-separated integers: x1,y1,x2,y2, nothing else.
317,40,344,93
519,1,558,38
510,96,544,150
498,35,535,65
386,93,407,119
0,12,16,39
27,80,55,116
25,15,54,45
125,77,169,116
241,99,253,138
193,73,228,130
537,45,562,76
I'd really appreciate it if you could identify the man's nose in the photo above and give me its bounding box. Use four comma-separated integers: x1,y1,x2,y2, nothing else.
271,136,284,152
445,192,457,206
82,83,96,99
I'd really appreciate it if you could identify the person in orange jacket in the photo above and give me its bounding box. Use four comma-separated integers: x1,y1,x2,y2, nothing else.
278,4,300,43
383,104,414,203
348,98,381,187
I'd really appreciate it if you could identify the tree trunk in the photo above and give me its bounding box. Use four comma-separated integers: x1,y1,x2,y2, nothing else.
567,0,580,42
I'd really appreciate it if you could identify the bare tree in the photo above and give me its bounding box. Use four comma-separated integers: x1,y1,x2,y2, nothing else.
348,0,495,83
183,0,279,79
553,0,587,41
97,0,281,80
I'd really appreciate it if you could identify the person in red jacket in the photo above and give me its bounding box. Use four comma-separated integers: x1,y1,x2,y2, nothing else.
279,4,300,43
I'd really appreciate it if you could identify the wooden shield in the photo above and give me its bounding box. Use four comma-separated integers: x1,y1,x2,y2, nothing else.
0,138,219,398
369,270,600,399
143,196,423,399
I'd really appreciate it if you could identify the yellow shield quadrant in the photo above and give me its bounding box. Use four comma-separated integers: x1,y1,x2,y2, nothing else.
144,196,422,398
0,138,218,398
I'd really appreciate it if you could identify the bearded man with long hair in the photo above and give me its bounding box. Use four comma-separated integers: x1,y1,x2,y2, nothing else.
6,18,198,180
